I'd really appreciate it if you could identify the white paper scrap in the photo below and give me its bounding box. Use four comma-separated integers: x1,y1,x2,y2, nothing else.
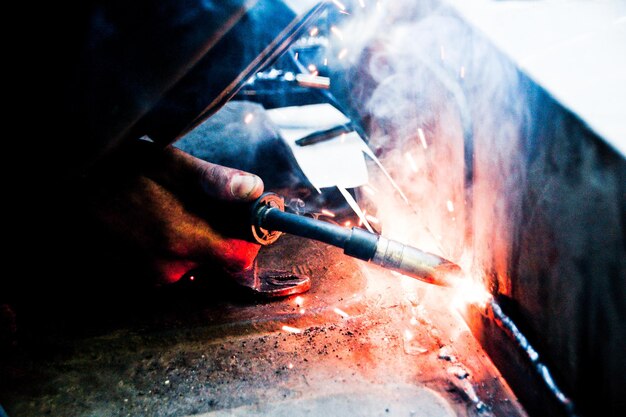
266,104,369,189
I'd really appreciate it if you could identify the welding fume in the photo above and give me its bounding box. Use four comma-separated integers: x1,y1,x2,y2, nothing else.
16,0,461,311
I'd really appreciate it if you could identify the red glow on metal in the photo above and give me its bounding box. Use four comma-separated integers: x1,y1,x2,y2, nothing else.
189,276,195,281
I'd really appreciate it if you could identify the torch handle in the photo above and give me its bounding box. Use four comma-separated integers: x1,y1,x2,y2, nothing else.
250,193,462,287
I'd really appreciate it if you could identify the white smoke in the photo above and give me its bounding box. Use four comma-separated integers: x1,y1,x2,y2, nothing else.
334,0,528,294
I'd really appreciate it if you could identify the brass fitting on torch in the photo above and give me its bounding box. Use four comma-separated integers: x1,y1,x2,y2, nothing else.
249,193,462,288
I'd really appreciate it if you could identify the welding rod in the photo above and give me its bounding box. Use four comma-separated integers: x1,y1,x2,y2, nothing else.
250,193,462,287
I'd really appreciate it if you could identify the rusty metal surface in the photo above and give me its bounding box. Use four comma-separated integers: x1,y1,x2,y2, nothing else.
0,235,526,417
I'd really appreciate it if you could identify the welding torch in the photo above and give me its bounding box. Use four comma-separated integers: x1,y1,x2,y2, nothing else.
248,193,462,288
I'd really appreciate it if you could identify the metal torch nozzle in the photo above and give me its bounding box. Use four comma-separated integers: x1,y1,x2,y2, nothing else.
250,193,463,288
370,236,463,287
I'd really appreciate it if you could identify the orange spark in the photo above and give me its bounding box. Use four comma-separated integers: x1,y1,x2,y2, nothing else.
334,307,350,318
338,48,348,60
409,316,418,326
365,214,380,224
288,362,294,369
299,308,305,314
404,329,414,341
321,209,336,218
307,64,317,73
281,325,302,334
331,26,344,41
244,113,254,124
344,221,351,227
363,185,377,196
332,0,346,10
417,128,428,149
447,200,454,212
295,296,304,306
405,152,418,172
309,27,319,37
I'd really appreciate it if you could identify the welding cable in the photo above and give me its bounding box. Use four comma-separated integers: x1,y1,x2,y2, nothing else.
251,193,462,287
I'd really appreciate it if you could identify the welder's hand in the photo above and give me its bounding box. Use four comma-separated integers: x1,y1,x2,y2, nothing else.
90,146,264,284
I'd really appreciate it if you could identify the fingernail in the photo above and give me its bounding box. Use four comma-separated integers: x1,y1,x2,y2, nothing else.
230,174,259,199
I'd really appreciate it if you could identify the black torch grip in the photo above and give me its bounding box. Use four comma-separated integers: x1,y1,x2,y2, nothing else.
260,208,352,248
253,195,379,261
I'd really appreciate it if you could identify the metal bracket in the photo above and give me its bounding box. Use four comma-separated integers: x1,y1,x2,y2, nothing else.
232,259,311,298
